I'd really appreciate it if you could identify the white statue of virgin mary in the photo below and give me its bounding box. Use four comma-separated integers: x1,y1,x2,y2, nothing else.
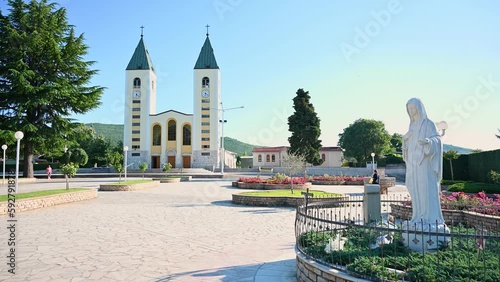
402,98,449,251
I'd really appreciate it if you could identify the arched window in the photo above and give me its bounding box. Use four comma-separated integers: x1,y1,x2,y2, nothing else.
183,124,191,145
258,154,262,162
272,154,276,162
152,125,161,146
133,78,141,88
321,153,326,162
202,77,210,88
266,154,270,162
168,120,176,141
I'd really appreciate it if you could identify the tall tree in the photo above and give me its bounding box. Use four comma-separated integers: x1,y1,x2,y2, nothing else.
0,0,103,177
287,88,323,166
338,119,392,165
443,150,459,181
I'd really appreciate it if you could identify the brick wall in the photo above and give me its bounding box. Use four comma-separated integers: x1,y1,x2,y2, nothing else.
0,189,97,215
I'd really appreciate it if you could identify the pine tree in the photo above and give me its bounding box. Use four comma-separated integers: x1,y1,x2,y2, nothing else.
0,0,103,177
287,88,323,166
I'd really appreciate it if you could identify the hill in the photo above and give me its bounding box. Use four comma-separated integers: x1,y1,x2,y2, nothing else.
87,123,123,145
224,137,260,156
443,144,473,155
85,123,260,155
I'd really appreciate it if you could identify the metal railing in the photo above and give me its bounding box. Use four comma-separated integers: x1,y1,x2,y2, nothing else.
295,195,500,282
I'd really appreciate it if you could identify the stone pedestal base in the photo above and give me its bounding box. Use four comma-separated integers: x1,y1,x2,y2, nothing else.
402,221,450,252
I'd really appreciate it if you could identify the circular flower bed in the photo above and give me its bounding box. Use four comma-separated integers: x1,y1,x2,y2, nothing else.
311,175,366,185
236,174,311,190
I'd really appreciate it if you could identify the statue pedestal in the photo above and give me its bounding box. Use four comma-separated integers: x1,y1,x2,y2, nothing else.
402,221,450,252
363,184,381,223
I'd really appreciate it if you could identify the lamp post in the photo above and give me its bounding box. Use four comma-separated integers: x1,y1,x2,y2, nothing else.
371,152,375,171
2,144,7,185
123,146,129,182
218,102,244,175
14,131,24,193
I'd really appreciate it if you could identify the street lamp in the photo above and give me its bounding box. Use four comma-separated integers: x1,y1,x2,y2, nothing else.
371,152,375,171
2,144,7,185
218,102,244,175
123,146,129,182
14,131,24,193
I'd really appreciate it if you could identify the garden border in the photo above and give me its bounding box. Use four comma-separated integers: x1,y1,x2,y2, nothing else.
296,247,367,282
391,204,500,232
233,182,312,190
232,193,348,207
0,189,97,215
99,181,160,191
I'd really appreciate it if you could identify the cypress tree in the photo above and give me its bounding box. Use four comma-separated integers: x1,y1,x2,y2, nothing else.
287,88,323,166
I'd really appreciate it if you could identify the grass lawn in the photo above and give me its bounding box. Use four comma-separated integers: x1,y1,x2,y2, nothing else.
108,180,155,185
0,188,89,202
241,189,342,198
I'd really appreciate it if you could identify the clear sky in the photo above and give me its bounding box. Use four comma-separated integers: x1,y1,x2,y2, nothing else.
2,0,499,151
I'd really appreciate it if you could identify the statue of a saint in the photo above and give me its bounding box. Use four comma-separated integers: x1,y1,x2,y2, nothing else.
402,98,449,250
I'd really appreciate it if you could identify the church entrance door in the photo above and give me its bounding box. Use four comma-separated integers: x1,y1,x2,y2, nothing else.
151,156,160,169
168,156,176,168
182,156,191,168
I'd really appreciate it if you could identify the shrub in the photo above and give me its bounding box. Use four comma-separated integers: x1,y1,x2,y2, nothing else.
448,182,500,194
490,171,500,185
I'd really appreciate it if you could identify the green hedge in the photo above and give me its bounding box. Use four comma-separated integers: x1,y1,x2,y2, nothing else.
3,163,61,173
442,154,469,181
468,149,500,183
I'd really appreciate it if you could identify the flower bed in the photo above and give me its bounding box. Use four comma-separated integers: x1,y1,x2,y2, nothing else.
311,175,366,186
391,191,500,232
237,174,310,189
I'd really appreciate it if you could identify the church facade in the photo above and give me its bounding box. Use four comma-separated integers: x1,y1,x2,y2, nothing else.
123,31,224,169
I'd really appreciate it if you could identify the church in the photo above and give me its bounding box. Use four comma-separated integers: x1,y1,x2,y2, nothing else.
123,29,230,169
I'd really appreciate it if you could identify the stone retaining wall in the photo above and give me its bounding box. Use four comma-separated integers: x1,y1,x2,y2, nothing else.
391,204,500,232
99,181,160,191
296,248,364,282
232,194,348,207
0,189,97,215
362,177,396,194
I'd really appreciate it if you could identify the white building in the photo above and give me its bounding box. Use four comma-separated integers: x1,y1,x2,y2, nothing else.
252,146,343,168
123,30,233,169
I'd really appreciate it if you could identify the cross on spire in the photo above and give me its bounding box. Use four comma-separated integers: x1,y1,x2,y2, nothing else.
206,24,210,37
140,25,144,37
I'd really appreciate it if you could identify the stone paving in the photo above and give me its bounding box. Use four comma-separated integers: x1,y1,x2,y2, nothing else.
0,178,298,281
0,177,409,281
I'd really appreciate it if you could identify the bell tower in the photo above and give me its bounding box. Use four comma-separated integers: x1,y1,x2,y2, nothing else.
192,26,221,168
124,28,156,166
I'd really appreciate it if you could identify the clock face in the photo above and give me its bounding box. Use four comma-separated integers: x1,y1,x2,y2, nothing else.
133,91,141,98
201,90,210,98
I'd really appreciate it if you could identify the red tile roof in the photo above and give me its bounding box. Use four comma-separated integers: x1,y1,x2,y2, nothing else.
252,146,289,153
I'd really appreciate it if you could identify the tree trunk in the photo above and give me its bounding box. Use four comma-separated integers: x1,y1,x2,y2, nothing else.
23,142,34,178
291,176,294,194
65,175,69,190
449,159,454,181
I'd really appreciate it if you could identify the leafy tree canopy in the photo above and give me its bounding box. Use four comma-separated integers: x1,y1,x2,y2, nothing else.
287,88,323,166
390,133,403,153
0,0,104,177
338,119,392,165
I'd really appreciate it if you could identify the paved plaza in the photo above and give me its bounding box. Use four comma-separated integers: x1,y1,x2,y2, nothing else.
0,177,408,281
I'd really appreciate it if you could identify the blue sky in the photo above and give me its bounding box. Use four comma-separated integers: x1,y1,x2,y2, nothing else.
1,0,499,151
